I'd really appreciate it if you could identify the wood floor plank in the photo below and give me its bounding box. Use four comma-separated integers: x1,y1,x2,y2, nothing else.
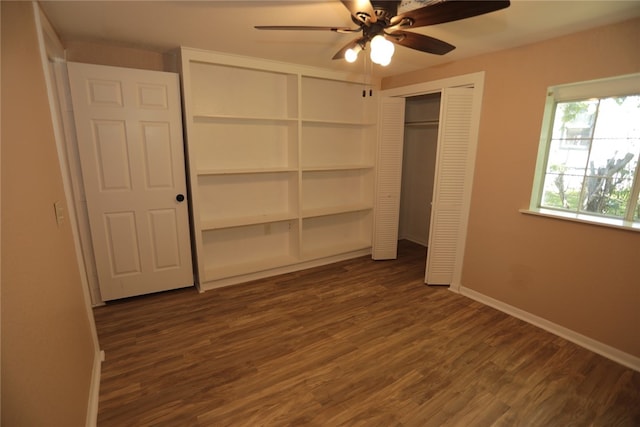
94,241,640,426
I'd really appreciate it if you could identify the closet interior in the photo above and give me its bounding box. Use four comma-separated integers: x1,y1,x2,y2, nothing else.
399,92,441,248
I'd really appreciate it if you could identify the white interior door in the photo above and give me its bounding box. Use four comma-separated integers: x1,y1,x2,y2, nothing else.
425,86,476,285
67,62,193,300
372,96,406,260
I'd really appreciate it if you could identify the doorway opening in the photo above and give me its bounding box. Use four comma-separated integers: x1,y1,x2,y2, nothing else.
398,92,441,255
374,72,484,290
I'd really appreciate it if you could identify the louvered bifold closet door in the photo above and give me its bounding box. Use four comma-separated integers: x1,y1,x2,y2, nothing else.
425,87,475,285
372,97,406,260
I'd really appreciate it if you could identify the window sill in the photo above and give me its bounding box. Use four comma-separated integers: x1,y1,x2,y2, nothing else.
520,208,640,233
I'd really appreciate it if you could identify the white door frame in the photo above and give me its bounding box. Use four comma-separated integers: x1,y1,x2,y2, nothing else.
32,4,103,311
380,71,485,293
31,5,104,305
33,3,103,424
47,61,106,306
52,61,106,306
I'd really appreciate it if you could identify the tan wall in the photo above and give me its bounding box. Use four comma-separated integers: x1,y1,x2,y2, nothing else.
383,18,640,358
1,2,96,425
65,39,175,72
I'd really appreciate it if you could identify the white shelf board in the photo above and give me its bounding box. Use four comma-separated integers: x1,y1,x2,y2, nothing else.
193,114,298,122
197,167,298,176
301,204,372,219
301,118,376,126
200,213,298,230
301,164,374,172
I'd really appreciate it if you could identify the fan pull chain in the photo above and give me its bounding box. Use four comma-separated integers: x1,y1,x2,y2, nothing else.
361,49,374,98
363,48,367,97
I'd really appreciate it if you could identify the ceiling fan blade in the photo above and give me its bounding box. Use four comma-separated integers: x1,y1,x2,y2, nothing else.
391,0,510,28
390,31,455,55
255,25,360,34
340,0,377,24
332,37,366,60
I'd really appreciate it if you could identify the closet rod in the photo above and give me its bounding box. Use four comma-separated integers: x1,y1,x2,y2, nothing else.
404,120,439,127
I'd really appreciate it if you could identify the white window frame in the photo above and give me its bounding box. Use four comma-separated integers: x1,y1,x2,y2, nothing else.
522,73,640,233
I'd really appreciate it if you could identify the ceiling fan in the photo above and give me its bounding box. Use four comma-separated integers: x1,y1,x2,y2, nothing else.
256,0,510,66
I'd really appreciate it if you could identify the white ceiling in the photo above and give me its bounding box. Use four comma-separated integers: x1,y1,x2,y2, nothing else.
40,0,640,78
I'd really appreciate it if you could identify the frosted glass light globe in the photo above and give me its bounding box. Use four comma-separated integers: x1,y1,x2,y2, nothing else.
378,55,392,66
370,35,386,52
370,48,384,65
345,48,358,63
369,35,394,65
382,39,395,57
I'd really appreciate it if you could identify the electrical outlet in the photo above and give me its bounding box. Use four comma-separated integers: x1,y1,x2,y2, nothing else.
54,201,65,227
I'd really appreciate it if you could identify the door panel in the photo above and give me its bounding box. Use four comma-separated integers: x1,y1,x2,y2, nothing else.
94,120,131,190
104,212,141,276
141,122,174,188
148,209,181,269
68,62,193,300
425,87,475,285
372,96,406,260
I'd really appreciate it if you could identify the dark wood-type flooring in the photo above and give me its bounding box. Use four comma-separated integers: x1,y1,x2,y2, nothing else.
94,240,640,426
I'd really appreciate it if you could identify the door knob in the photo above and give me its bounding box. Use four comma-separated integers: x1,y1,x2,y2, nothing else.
176,194,185,202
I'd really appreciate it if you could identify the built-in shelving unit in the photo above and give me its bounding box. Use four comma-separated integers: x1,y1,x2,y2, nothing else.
179,48,378,290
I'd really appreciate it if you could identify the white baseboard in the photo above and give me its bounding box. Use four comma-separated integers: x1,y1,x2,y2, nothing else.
399,235,428,247
455,286,640,372
86,349,104,427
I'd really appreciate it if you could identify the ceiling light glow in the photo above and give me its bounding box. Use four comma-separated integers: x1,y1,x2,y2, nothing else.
369,35,394,66
345,48,359,63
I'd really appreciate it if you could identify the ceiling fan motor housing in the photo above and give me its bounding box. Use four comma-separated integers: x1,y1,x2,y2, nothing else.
371,0,399,23
353,1,401,42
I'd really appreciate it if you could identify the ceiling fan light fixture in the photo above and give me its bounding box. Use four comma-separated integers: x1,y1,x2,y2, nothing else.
369,35,394,65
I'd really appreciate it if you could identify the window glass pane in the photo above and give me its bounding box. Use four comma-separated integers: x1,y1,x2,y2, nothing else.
593,96,640,141
551,100,598,150
540,100,598,211
579,96,640,217
581,175,634,217
541,171,583,210
545,137,589,175
580,140,639,216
